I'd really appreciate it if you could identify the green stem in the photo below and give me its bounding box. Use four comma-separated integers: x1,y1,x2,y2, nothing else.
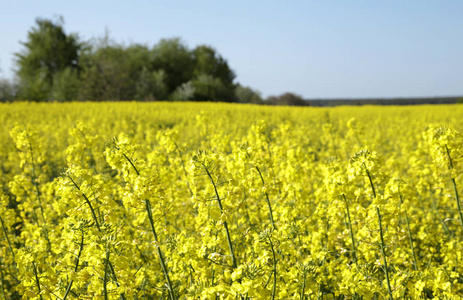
0,264,6,300
376,207,393,300
445,145,463,232
28,142,52,253
146,199,176,300
342,194,357,266
404,210,418,271
364,161,394,295
398,191,418,271
120,153,176,300
67,175,125,300
265,142,280,195
202,162,238,270
255,166,276,230
210,268,215,287
210,233,218,288
300,271,306,300
317,284,323,300
122,153,140,176
264,270,273,288
363,163,376,198
174,142,193,196
103,248,110,300
28,143,46,226
431,193,452,236
268,236,277,300
451,178,463,232
62,228,84,300
68,176,101,231
0,217,15,263
32,261,43,300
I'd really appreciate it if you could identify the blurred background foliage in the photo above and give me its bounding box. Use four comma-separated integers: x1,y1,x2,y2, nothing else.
1,17,263,104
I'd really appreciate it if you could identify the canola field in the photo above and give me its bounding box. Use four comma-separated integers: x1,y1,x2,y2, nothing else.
0,102,463,299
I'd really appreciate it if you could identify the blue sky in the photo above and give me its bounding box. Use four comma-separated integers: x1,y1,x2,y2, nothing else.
1,0,462,98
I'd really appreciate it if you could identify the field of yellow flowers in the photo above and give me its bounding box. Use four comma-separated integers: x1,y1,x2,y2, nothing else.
0,102,462,299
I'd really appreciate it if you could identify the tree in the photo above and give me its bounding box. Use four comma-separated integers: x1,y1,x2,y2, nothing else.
0,78,18,102
191,74,236,102
125,44,152,98
135,68,168,101
193,45,235,86
78,42,129,100
51,67,80,101
12,18,250,103
266,92,308,106
235,84,263,104
151,38,194,95
15,17,81,101
170,81,195,101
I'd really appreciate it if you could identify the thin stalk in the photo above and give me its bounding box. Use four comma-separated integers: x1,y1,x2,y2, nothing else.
188,264,195,285
265,143,281,196
268,236,277,300
445,145,463,232
264,270,273,288
28,143,52,253
317,284,323,300
68,176,101,231
341,194,357,265
209,232,219,288
300,271,306,300
318,217,330,300
202,162,238,269
0,217,15,263
431,193,452,236
404,210,418,271
121,154,176,300
122,153,140,176
62,228,85,300
376,207,393,300
398,192,418,271
174,142,193,196
451,178,463,232
32,261,43,300
103,249,110,300
28,143,46,226
67,175,125,300
364,163,393,299
0,264,6,300
363,163,376,198
210,268,215,287
146,199,176,300
255,166,276,230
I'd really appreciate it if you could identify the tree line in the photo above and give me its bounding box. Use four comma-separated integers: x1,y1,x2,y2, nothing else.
3,18,459,105
0,17,275,103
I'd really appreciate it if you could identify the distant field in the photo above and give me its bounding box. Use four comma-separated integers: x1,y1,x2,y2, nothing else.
1,102,462,299
305,96,462,106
